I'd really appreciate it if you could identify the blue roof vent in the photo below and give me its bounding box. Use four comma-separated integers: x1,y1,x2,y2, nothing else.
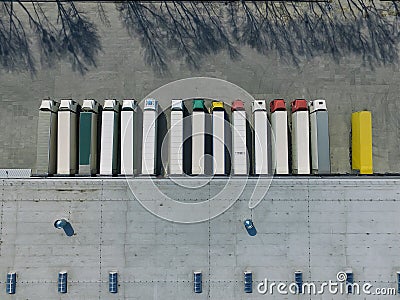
194,271,202,293
346,269,354,294
6,272,16,294
244,271,252,293
58,271,68,294
397,272,400,294
54,218,74,236
243,219,257,236
109,271,118,293
294,271,303,294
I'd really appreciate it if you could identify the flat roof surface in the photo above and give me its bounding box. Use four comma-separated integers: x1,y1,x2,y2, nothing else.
0,178,399,298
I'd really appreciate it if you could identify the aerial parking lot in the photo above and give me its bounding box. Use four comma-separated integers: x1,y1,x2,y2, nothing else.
0,1,399,299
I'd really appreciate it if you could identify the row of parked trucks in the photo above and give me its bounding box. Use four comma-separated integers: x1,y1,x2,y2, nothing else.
35,98,331,176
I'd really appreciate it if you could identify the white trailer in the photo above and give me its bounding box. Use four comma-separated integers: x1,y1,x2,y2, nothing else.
309,99,331,174
212,101,226,175
252,100,269,175
192,99,206,175
121,99,137,175
35,99,59,176
270,99,289,174
141,98,158,175
57,99,78,175
169,99,184,175
291,99,310,174
100,99,120,175
231,100,248,175
79,99,100,175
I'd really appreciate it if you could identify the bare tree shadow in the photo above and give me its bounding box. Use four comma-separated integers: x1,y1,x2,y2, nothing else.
0,2,35,73
117,1,399,73
0,2,398,75
0,1,101,74
230,1,399,68
117,2,241,75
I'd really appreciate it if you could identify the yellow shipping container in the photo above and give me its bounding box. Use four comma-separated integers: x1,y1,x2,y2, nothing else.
352,111,373,174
